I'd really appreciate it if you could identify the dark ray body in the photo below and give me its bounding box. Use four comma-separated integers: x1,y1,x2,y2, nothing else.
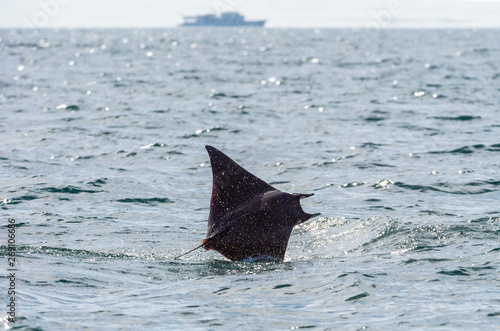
176,146,320,261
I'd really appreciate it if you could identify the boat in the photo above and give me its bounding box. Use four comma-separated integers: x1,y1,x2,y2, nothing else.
180,12,265,27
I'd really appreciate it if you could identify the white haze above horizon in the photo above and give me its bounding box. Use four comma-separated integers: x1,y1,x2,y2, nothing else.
1,0,500,29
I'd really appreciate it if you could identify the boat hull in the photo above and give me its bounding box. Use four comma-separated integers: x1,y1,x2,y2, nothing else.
181,20,266,27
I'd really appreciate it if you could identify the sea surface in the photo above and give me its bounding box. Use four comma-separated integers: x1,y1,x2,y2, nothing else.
0,28,499,330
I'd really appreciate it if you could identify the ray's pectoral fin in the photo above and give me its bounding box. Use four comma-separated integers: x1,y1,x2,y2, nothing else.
205,145,277,236
294,192,321,223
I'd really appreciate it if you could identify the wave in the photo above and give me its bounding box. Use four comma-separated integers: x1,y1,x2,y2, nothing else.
87,178,108,187
424,143,500,155
295,215,500,260
115,197,174,205
2,245,176,261
41,186,103,194
0,245,135,259
181,127,227,139
430,115,481,121
394,180,500,195
5,194,43,205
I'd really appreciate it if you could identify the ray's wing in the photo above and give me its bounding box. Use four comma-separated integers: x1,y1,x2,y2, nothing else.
205,145,277,236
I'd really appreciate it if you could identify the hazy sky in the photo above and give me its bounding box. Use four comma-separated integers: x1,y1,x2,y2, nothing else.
1,0,500,28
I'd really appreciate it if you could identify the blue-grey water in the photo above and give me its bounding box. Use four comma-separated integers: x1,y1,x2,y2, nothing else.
1,28,499,330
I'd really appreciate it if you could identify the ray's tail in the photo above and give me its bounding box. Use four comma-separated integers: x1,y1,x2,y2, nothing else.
173,244,204,259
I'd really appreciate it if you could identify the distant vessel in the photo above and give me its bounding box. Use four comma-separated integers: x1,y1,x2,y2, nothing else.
180,12,265,27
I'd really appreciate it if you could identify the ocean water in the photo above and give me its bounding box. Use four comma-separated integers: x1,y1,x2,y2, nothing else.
0,28,499,330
